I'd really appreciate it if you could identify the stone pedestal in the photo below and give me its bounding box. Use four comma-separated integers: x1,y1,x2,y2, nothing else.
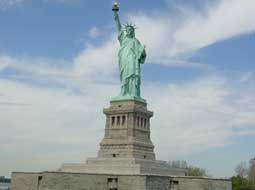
60,100,187,176
61,158,187,176
11,172,232,190
11,99,232,190
99,100,155,160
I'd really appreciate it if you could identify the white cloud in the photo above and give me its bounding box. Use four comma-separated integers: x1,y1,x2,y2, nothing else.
42,0,80,5
0,0,23,10
0,78,116,176
174,0,255,54
0,58,9,71
145,75,255,159
127,0,255,65
239,71,255,83
0,0,80,9
0,71,254,177
89,27,102,38
0,55,76,86
72,40,118,82
0,55,63,74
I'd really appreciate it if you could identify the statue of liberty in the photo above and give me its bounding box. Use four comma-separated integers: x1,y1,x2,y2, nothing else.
112,2,147,103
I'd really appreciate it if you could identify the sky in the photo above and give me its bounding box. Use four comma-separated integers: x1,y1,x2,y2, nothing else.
0,0,255,178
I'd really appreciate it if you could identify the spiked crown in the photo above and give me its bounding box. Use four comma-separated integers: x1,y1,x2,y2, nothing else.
124,22,137,31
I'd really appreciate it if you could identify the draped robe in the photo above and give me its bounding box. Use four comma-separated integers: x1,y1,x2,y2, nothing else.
118,30,146,98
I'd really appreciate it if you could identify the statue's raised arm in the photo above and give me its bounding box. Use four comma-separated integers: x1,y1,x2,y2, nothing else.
114,11,122,33
112,2,122,34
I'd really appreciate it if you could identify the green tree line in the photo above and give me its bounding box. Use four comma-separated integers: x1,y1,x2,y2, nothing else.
168,160,209,177
231,159,255,190
169,158,255,190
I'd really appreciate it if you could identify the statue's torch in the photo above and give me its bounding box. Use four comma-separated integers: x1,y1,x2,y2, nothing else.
112,2,119,12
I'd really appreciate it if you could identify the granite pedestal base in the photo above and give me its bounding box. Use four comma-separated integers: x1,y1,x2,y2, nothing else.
60,158,187,176
11,172,232,190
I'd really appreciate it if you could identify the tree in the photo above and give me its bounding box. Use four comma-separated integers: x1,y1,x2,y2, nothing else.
249,159,255,190
231,175,250,190
187,166,208,177
235,162,249,178
168,160,208,177
168,160,188,169
231,159,255,190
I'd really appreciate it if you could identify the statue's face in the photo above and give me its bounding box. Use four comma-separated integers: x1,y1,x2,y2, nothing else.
126,26,135,38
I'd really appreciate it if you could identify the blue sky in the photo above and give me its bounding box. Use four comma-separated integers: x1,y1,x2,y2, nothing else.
0,0,255,178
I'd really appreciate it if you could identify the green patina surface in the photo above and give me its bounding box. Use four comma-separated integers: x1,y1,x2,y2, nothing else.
112,3,146,103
